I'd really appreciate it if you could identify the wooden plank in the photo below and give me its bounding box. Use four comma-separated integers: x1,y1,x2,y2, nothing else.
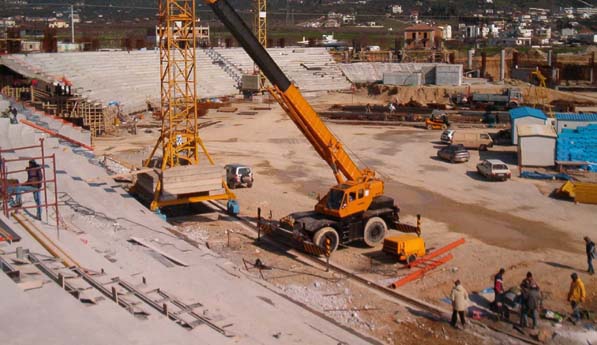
208,189,226,196
217,106,238,113
163,178,222,190
163,165,221,179
129,237,189,267
164,185,223,195
163,174,222,184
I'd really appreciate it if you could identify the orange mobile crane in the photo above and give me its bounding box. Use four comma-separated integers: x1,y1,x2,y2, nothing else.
204,0,409,252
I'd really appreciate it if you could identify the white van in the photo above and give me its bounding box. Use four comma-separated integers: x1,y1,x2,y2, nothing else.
451,131,494,150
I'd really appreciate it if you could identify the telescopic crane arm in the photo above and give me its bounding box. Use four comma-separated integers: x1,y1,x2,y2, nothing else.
204,0,376,185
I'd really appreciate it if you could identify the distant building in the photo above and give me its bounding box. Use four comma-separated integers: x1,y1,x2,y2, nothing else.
21,40,41,53
561,28,578,39
49,19,69,29
391,5,403,14
403,24,441,50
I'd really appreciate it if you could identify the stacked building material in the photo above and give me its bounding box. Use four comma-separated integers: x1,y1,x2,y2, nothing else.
557,124,597,171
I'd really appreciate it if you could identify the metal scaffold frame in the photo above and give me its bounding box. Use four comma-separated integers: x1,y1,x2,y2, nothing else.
255,0,267,89
143,0,235,211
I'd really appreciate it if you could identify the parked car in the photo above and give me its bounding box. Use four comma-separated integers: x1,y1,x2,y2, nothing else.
451,131,493,150
225,164,254,188
476,159,511,181
437,144,470,163
440,129,455,144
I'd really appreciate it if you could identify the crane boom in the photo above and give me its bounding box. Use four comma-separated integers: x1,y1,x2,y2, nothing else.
205,0,370,185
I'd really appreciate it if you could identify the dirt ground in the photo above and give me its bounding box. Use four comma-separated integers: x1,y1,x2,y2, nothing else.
95,89,597,344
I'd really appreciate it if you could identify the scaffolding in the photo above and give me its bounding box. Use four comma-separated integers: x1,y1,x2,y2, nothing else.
255,0,267,89
0,138,60,235
142,0,235,211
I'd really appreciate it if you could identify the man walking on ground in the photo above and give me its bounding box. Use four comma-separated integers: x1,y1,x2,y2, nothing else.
450,280,469,329
523,283,542,329
519,272,537,327
567,272,586,325
584,237,595,275
25,160,42,220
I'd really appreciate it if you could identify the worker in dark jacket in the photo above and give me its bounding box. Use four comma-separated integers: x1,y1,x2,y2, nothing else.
522,284,542,329
494,268,505,303
26,160,43,220
519,272,537,327
585,237,595,275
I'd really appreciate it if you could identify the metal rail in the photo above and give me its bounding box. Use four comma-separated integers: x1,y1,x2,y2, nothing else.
116,278,231,336
206,201,541,345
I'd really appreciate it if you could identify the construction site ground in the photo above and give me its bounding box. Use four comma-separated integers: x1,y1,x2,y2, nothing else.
88,87,597,344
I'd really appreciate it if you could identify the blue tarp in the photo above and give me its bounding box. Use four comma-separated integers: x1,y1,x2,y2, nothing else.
557,124,597,163
520,171,572,180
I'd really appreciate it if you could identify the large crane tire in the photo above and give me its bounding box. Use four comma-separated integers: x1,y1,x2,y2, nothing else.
313,227,339,253
363,217,388,247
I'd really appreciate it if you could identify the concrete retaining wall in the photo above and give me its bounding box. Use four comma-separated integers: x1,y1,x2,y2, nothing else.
340,63,463,86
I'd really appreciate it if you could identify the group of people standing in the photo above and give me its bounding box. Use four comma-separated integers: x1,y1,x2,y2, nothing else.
449,237,593,330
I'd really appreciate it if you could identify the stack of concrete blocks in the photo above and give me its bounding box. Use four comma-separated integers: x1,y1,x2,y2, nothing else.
340,63,463,86
435,64,463,86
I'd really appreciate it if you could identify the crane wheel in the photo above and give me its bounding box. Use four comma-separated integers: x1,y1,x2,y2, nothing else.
363,217,387,247
313,227,339,253
426,124,432,130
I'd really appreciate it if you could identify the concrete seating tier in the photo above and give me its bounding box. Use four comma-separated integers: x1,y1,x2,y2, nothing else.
2,47,351,115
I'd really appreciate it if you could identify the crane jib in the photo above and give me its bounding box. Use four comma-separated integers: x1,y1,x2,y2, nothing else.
207,0,291,92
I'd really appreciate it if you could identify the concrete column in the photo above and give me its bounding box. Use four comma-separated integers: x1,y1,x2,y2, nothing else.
593,52,597,85
481,51,487,78
499,49,506,81
547,50,553,67
467,49,474,70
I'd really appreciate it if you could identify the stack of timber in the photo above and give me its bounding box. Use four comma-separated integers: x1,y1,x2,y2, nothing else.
136,165,224,201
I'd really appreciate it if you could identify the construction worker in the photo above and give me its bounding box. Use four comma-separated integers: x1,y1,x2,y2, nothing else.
494,268,505,303
492,268,505,312
584,236,595,275
567,272,586,324
450,279,469,329
522,283,542,329
519,272,537,327
25,160,43,220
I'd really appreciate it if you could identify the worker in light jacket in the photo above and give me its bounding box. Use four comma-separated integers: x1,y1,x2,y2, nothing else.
450,279,469,329
568,272,586,324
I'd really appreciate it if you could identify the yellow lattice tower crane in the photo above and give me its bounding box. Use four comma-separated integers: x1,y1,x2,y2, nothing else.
530,68,554,117
255,0,267,89
142,0,236,212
